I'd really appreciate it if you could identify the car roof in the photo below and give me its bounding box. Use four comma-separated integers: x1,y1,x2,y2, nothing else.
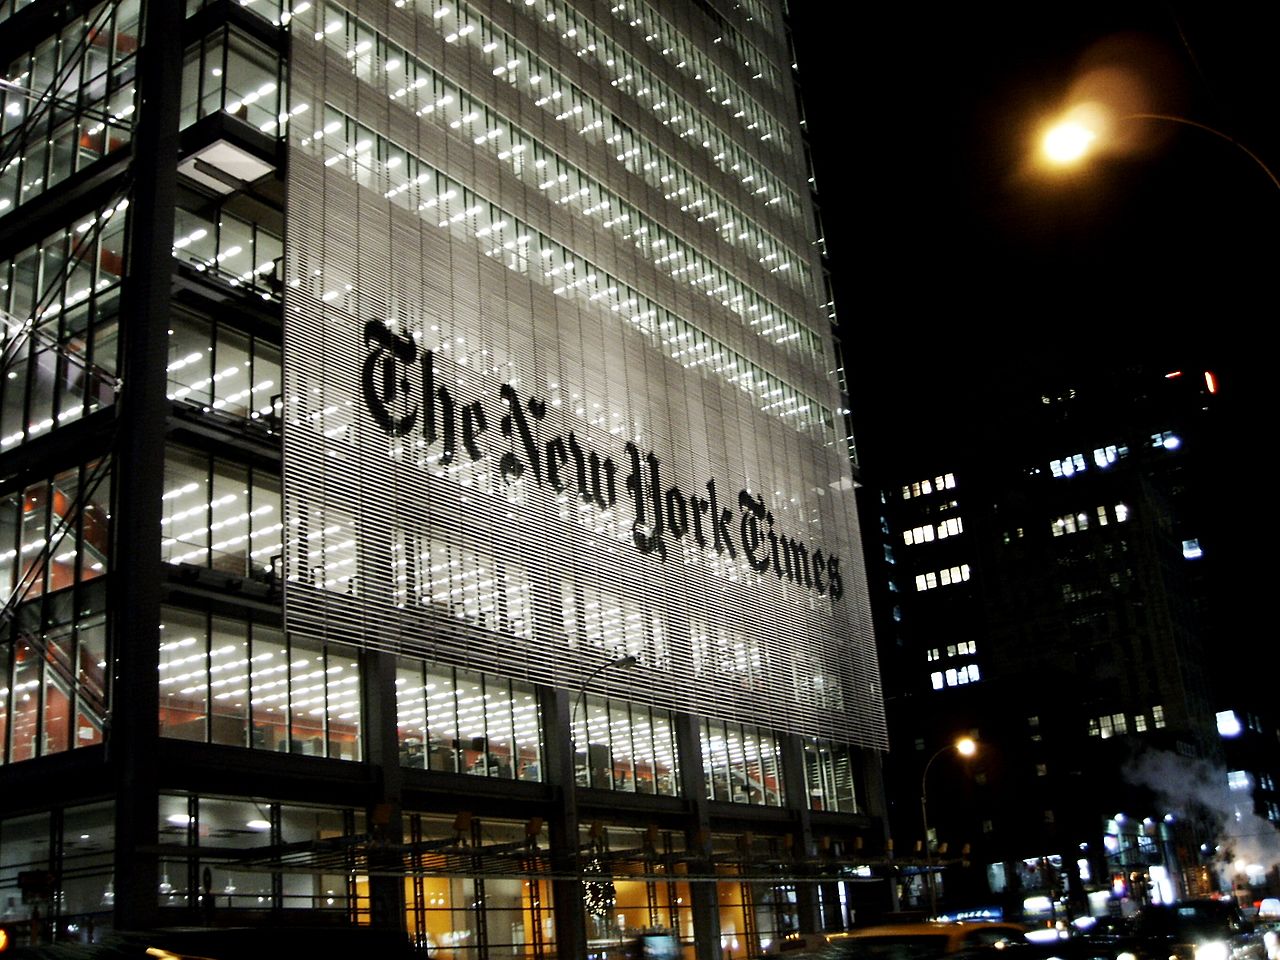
830,921,1028,942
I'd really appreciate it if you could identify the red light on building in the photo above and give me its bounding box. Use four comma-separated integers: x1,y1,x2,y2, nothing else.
1204,371,1217,394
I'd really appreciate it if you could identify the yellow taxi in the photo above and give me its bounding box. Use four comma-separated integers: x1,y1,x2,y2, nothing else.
799,921,1029,959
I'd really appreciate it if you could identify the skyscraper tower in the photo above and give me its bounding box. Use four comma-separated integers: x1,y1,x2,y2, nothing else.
0,1,886,954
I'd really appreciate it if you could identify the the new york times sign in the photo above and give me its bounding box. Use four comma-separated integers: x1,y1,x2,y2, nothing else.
361,322,844,602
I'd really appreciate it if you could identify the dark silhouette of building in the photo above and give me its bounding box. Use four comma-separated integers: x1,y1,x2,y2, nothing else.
860,361,1279,919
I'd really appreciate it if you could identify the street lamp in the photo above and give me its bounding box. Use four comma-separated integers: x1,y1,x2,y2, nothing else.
1039,108,1280,192
571,654,638,785
921,737,977,918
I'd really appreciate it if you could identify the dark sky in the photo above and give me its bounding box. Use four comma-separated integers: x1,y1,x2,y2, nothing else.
789,4,1279,461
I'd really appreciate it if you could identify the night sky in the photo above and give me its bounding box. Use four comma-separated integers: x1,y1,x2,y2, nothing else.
789,3,1279,461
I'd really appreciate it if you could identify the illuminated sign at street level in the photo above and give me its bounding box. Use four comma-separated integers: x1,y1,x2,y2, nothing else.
362,322,844,602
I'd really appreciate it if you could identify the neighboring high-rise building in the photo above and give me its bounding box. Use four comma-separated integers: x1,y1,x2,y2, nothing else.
862,363,1276,919
0,0,887,954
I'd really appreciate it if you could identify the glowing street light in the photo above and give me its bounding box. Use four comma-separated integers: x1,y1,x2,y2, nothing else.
921,737,978,918
1043,119,1097,165
1037,106,1280,192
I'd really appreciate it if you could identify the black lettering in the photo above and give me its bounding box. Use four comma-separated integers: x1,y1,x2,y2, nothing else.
546,437,569,492
625,443,666,558
689,495,710,548
738,490,769,573
421,349,456,465
665,488,689,539
706,480,735,558
766,511,782,579
499,385,542,483
827,556,843,600
362,321,418,436
781,537,813,588
812,550,826,595
461,401,487,462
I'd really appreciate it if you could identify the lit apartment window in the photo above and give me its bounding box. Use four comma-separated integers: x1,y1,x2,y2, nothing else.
1182,539,1203,559
1134,714,1148,733
903,524,934,546
1216,711,1243,736
937,517,963,538
1050,453,1087,477
934,664,980,689
1152,705,1166,728
1093,445,1122,467
903,474,956,499
1099,715,1114,738
1227,770,1251,792
1115,503,1130,522
927,648,940,662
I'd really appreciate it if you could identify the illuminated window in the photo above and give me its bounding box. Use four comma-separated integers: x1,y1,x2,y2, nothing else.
1093,445,1121,467
1115,503,1130,523
903,474,956,499
903,524,934,545
161,447,281,580
1152,705,1166,728
1216,710,1242,737
926,648,939,661
1050,453,1087,478
1227,770,1251,792
1134,714,1147,733
1182,539,1202,560
937,517,963,539
803,740,859,813
1151,430,1181,450
1099,715,1114,739
396,659,543,782
159,609,361,760
930,672,943,691
701,719,784,806
1111,713,1127,735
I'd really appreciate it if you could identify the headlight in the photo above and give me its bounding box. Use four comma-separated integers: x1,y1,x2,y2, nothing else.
1195,941,1230,960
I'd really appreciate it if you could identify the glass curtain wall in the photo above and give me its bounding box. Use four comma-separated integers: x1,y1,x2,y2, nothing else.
573,694,680,796
395,659,542,781
158,608,360,761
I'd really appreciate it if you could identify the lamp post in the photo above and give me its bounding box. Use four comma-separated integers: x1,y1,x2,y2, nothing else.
1039,110,1280,192
920,737,977,919
571,654,638,785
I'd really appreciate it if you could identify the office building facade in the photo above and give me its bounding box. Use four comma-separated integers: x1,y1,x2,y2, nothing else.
0,0,887,955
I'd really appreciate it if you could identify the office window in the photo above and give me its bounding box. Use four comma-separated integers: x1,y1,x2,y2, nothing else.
1152,705,1166,728
0,205,125,450
167,310,281,422
803,739,859,813
180,24,288,135
157,610,361,760
0,0,140,215
161,447,281,579
700,719,783,806
571,694,679,795
1227,770,1250,792
158,793,368,914
0,580,107,766
395,659,543,783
